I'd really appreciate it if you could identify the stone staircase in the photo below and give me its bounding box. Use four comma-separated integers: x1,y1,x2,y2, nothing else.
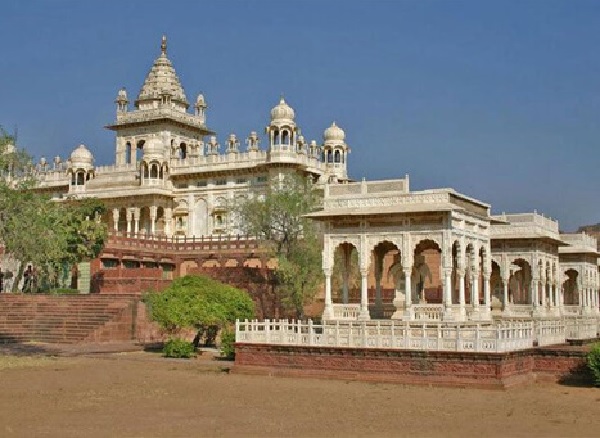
0,294,141,344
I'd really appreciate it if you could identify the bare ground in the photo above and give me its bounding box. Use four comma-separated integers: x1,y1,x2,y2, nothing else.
0,352,599,438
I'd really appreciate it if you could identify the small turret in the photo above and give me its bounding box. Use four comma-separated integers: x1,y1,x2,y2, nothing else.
115,87,128,113
194,93,207,124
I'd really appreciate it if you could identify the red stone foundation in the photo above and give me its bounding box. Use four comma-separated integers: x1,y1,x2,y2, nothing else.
233,343,592,389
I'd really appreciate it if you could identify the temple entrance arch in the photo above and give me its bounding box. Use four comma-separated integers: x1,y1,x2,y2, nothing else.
563,269,579,305
370,240,400,318
332,242,359,305
412,239,441,304
508,258,532,305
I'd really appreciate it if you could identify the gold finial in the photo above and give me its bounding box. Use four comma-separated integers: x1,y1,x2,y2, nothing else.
161,35,167,55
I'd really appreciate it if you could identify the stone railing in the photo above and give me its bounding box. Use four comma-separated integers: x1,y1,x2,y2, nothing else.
564,317,599,340
507,304,532,317
412,304,444,321
114,107,207,129
324,190,448,211
562,305,582,316
560,232,598,253
236,319,536,353
327,178,409,198
95,163,138,174
105,232,263,253
534,319,566,346
331,304,361,320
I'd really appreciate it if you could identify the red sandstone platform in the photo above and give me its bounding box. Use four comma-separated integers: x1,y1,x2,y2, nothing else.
232,342,594,389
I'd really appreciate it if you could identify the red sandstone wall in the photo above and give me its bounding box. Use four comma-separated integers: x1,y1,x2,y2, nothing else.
233,344,592,388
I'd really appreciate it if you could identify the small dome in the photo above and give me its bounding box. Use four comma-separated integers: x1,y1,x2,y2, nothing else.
270,97,295,122
324,122,345,142
70,144,94,167
142,138,165,161
195,93,206,106
3,143,15,154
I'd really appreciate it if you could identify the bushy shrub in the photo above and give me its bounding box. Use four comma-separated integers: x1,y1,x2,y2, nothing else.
163,338,195,359
588,343,600,386
144,275,255,334
220,329,236,359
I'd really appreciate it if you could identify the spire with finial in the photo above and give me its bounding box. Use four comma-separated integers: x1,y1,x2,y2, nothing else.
161,35,167,56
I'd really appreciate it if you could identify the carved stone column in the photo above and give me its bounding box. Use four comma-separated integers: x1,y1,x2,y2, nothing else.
133,208,140,234
112,208,119,233
126,208,134,235
458,269,466,318
443,268,454,321
322,268,334,321
150,206,158,236
358,269,370,320
164,207,173,237
373,248,384,319
483,272,491,317
502,275,510,313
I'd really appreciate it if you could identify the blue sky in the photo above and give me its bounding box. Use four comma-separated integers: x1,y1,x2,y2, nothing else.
1,0,599,231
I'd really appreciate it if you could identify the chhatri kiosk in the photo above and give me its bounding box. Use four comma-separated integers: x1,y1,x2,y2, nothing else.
237,175,600,355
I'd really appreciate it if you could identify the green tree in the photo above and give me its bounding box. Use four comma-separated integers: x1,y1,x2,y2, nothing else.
235,173,323,318
0,126,31,181
0,126,108,290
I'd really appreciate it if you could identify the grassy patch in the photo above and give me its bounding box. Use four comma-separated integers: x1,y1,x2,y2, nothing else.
0,355,59,370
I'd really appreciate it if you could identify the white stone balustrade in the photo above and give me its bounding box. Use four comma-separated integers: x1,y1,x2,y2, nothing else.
564,317,599,340
332,304,361,320
236,319,537,353
412,304,444,321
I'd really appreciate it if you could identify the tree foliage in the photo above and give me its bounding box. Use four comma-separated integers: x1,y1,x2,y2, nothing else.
588,343,600,386
0,126,31,181
235,173,323,318
0,126,108,289
144,275,255,334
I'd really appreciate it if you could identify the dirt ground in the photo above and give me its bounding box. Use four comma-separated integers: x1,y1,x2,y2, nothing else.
0,352,599,438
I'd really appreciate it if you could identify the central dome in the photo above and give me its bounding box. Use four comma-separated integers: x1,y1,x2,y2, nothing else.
135,36,189,109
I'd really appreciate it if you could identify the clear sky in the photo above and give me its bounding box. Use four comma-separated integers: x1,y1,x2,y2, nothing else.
1,0,599,231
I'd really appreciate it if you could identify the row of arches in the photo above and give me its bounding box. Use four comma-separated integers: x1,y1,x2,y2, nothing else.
325,236,598,321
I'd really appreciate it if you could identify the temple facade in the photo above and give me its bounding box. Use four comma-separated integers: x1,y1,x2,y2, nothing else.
26,36,350,238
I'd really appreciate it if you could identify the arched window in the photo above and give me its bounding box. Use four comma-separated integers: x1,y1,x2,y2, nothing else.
321,151,325,162
143,162,149,178
327,150,333,163
150,163,158,178
125,142,132,164
273,130,280,145
180,143,187,159
71,172,76,186
281,130,289,145
136,140,145,163
76,171,84,185
334,150,341,163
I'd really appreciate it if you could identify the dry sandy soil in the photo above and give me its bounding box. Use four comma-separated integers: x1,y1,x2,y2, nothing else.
0,352,599,438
